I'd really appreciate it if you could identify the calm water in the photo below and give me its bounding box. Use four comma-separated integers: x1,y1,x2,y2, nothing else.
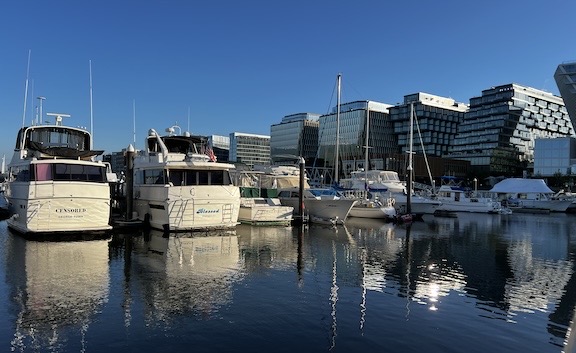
1,212,576,353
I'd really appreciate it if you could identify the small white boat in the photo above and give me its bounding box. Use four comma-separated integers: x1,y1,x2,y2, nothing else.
231,171,293,226
348,196,396,220
254,165,356,224
434,176,506,214
490,178,573,212
238,196,293,226
277,187,357,225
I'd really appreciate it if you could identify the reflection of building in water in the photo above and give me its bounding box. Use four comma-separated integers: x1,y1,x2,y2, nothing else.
505,241,572,315
5,235,110,351
130,230,242,325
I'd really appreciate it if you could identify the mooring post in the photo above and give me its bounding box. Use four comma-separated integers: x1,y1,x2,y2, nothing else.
298,156,305,224
125,144,135,221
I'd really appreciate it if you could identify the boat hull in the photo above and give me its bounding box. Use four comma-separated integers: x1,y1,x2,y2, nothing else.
6,182,112,234
279,197,356,224
134,185,241,232
348,205,395,219
238,198,293,226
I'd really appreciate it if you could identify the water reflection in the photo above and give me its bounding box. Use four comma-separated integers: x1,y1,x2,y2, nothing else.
1,210,575,353
128,229,242,324
4,231,110,352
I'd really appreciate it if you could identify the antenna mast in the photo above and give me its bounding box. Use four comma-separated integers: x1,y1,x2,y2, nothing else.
89,60,94,137
133,99,136,145
187,106,191,133
21,49,31,128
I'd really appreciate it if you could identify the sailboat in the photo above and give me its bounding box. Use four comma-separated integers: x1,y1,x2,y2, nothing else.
347,94,397,220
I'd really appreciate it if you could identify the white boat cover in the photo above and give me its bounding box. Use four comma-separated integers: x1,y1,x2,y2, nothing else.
489,178,553,194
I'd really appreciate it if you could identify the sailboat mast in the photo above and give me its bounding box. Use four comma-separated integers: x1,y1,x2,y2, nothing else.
407,103,414,214
335,73,341,186
364,107,370,190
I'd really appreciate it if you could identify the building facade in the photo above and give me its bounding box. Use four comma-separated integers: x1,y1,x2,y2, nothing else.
388,93,468,158
229,132,271,167
554,62,576,125
208,135,230,162
447,83,575,177
270,113,319,165
534,137,576,177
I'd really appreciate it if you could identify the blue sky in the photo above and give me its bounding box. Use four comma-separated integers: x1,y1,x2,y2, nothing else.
1,0,575,161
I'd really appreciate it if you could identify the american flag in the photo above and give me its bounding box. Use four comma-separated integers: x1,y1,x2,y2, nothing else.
205,145,217,162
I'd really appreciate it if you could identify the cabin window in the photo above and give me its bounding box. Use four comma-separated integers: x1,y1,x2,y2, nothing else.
35,164,52,181
198,171,209,185
52,163,106,182
27,127,89,150
164,169,232,186
168,170,184,186
143,169,165,185
10,165,30,182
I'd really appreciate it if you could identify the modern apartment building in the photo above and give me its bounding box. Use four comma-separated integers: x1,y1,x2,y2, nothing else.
388,93,469,158
554,61,576,124
270,113,319,164
447,83,574,177
229,132,271,167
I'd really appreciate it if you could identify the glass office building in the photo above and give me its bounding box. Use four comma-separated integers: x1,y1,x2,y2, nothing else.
229,132,271,167
447,83,574,176
388,93,468,158
270,113,319,164
555,62,576,125
534,137,576,177
317,101,396,181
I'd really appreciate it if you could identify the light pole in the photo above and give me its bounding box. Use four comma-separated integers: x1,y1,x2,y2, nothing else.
473,178,478,195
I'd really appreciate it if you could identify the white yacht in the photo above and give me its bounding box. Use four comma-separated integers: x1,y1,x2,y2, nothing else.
132,127,240,232
339,169,441,216
231,170,293,226
489,178,573,213
339,169,406,193
255,165,356,225
434,176,506,214
5,113,113,235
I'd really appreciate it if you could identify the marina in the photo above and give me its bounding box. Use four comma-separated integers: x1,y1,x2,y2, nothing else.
0,211,575,352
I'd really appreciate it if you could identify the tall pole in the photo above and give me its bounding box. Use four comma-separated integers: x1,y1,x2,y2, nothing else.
37,96,46,125
334,73,341,186
364,108,370,192
132,100,136,146
89,60,94,138
22,49,31,128
407,103,414,214
298,157,305,224
125,144,135,221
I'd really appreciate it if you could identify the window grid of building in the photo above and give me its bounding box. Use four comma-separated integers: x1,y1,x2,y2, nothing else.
447,83,575,176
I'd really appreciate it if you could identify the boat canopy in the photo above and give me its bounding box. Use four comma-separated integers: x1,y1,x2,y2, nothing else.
489,178,554,194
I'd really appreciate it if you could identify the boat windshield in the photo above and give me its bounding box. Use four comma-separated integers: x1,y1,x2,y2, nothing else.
10,163,107,183
19,126,90,151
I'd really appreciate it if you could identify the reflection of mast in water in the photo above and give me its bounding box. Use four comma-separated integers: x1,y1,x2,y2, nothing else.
329,240,339,350
404,224,412,320
359,247,367,334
